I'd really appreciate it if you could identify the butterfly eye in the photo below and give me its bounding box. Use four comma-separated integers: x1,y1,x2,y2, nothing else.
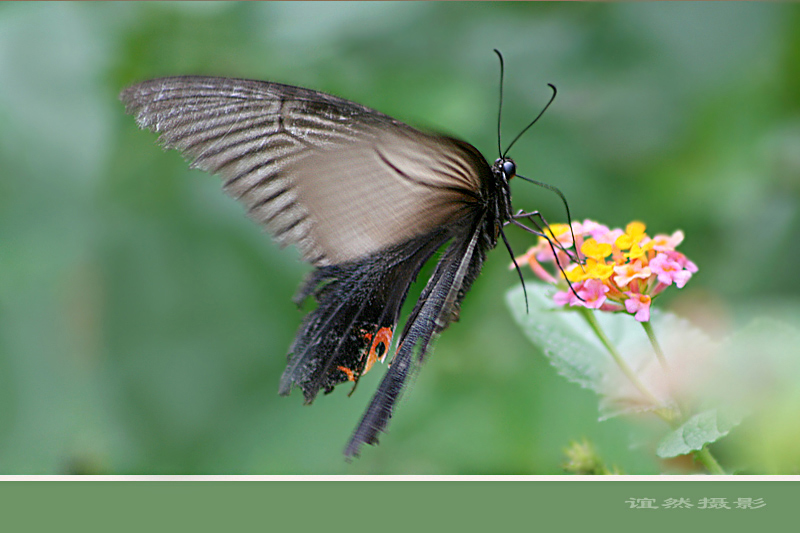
502,160,516,179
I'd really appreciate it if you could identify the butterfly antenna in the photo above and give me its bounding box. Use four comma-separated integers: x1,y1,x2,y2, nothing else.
494,49,505,159
499,226,529,313
503,83,557,158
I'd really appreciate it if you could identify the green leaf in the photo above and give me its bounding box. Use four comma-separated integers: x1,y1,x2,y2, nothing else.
656,409,740,458
506,283,717,419
505,284,609,390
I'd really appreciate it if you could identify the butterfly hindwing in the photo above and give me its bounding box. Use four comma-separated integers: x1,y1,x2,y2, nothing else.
345,218,493,457
282,229,452,403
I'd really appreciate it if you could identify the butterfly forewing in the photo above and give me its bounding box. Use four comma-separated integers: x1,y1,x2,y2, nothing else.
290,129,486,264
120,76,487,265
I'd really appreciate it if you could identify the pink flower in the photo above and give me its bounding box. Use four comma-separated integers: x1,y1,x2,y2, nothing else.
577,279,609,309
513,249,559,284
554,290,579,307
536,248,572,269
668,251,698,273
554,280,586,307
624,293,652,322
577,220,609,239
594,228,625,246
648,230,685,252
649,253,693,288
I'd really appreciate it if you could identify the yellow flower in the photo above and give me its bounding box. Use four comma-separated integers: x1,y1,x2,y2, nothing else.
586,259,614,280
581,239,612,260
615,221,647,250
538,223,573,246
624,243,647,261
564,264,587,282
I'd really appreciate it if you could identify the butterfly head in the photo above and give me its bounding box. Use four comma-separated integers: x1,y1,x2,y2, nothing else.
490,157,517,222
496,157,517,181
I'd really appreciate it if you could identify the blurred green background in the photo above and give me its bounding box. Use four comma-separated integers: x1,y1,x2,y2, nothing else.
1,1,798,474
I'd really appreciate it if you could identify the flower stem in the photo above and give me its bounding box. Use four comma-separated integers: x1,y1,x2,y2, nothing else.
580,309,728,475
641,320,686,419
579,309,664,410
695,446,726,475
642,321,670,371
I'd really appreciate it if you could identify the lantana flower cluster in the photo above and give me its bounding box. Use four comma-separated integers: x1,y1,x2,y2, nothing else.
515,220,697,322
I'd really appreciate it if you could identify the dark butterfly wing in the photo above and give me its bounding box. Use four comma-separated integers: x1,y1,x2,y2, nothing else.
282,228,453,404
345,217,494,457
120,76,500,455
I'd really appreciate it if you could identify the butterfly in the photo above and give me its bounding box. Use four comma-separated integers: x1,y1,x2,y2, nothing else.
120,60,559,458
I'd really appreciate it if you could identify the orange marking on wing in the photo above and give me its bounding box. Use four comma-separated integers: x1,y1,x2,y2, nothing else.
338,366,356,382
363,327,393,375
